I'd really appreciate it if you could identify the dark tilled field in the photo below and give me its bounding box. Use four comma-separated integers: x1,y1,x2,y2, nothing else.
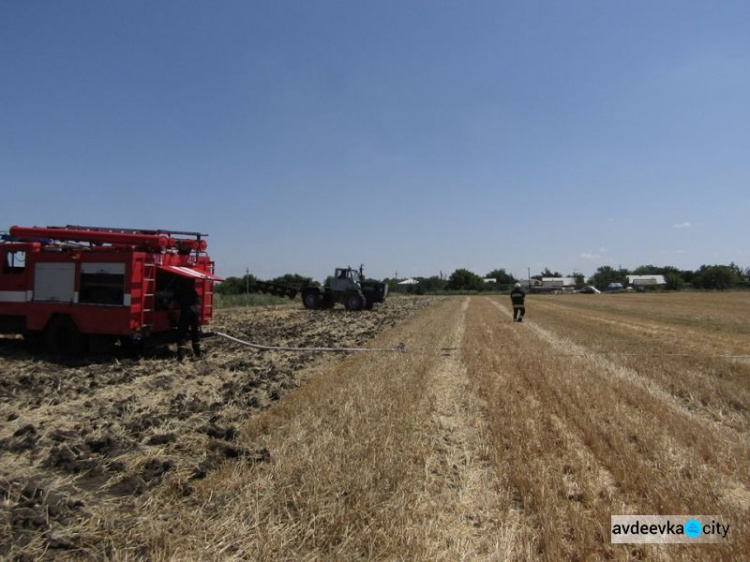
0,297,435,560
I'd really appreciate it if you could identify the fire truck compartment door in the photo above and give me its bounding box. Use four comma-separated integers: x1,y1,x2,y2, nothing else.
157,265,223,281
34,262,76,302
81,262,126,275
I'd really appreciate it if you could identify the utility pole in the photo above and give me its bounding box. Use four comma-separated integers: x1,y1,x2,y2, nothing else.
246,268,249,294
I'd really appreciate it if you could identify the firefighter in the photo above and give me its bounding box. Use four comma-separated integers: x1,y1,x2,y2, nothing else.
510,282,526,322
175,278,201,360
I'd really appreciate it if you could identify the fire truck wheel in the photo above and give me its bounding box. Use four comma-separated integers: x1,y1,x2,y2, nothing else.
119,337,144,357
23,332,45,352
89,335,116,355
44,316,87,358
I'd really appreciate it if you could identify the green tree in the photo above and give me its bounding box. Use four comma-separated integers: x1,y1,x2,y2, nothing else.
729,262,744,280
665,272,685,291
532,267,562,280
447,268,483,291
216,273,257,295
673,269,695,286
632,264,662,275
588,266,629,291
693,265,740,290
418,275,448,293
570,272,586,288
485,268,516,285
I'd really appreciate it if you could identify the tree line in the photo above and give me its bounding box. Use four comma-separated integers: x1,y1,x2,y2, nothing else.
216,273,314,296
587,263,749,291
216,263,749,296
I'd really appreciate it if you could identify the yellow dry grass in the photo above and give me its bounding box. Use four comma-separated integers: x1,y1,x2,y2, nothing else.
9,293,748,560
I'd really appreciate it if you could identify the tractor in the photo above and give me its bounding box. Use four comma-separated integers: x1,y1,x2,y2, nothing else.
301,266,388,311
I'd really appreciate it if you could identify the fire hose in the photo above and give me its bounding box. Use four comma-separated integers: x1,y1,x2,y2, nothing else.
213,331,455,355
214,331,406,353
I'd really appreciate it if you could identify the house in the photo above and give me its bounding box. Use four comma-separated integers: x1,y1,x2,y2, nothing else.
396,278,419,291
626,275,666,287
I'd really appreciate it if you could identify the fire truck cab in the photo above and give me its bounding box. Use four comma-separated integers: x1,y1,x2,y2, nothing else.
0,225,222,355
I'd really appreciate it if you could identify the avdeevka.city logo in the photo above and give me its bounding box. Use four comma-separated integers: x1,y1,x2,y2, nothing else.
684,518,702,538
611,515,730,544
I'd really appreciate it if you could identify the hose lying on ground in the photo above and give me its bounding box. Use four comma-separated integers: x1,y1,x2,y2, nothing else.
214,331,408,354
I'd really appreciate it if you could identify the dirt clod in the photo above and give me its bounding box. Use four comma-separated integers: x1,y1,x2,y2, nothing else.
208,440,270,462
147,432,177,445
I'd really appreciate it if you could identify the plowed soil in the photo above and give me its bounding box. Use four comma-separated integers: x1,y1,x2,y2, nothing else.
0,297,436,560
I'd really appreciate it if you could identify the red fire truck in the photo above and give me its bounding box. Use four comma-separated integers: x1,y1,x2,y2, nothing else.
0,225,222,355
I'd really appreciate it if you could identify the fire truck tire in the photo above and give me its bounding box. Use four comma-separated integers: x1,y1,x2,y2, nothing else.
89,335,116,355
344,292,365,311
119,337,144,357
302,290,321,310
44,316,87,358
23,332,45,352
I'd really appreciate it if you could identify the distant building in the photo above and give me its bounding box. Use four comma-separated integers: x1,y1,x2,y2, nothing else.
483,278,497,284
396,278,419,291
541,277,577,289
519,279,542,289
626,275,666,287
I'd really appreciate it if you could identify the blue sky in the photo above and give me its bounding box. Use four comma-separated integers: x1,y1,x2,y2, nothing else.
1,1,748,282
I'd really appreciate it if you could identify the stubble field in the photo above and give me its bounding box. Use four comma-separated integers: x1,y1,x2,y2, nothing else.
1,292,748,560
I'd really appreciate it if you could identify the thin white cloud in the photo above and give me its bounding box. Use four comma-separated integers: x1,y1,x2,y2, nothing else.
580,252,601,260
674,222,692,229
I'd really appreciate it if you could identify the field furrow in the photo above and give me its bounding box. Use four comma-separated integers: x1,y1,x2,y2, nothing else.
529,296,750,435
467,296,747,560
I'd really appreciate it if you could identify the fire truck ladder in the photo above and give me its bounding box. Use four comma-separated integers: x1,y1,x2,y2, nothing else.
62,224,207,238
143,263,156,317
10,225,210,254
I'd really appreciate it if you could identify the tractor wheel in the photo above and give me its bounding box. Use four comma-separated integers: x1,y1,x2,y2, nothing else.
344,292,365,311
303,290,321,310
44,316,87,358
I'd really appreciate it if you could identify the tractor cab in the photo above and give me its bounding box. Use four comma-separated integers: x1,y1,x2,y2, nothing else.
331,267,361,293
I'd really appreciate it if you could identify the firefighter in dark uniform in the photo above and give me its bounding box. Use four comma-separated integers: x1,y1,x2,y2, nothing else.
175,278,201,360
510,282,526,322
